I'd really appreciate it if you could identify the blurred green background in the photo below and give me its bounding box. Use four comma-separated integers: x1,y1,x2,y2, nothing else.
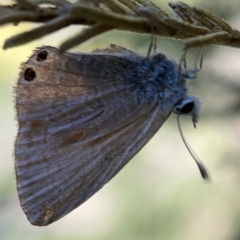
1,0,240,239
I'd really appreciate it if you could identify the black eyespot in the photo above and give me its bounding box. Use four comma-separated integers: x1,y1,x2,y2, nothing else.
24,68,36,81
36,50,48,61
178,101,195,114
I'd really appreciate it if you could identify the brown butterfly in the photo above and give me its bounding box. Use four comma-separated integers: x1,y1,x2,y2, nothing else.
15,44,207,226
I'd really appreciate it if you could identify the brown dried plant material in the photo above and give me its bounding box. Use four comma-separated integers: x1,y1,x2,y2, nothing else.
0,0,240,51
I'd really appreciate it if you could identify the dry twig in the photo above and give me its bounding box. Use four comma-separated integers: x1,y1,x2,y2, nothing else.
0,0,239,51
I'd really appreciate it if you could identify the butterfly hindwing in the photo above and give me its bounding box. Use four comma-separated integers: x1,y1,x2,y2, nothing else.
15,46,178,226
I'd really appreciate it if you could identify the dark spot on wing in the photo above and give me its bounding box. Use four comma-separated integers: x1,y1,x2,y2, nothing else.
61,132,85,146
24,68,36,81
36,50,48,62
30,120,45,129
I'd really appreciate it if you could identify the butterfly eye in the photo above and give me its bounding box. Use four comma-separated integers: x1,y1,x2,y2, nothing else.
174,98,195,115
174,101,195,115
173,96,200,128
36,50,48,62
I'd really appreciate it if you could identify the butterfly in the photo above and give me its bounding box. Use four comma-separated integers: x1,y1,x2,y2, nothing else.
15,44,207,226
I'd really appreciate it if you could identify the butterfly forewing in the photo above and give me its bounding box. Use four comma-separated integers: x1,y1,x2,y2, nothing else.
15,45,187,226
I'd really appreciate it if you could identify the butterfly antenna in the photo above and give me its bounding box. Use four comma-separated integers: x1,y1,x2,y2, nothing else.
176,115,210,180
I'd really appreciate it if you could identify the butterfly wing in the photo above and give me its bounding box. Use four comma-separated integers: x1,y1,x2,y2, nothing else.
15,46,173,226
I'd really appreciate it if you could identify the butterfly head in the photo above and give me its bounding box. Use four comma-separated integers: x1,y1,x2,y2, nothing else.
173,96,200,128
